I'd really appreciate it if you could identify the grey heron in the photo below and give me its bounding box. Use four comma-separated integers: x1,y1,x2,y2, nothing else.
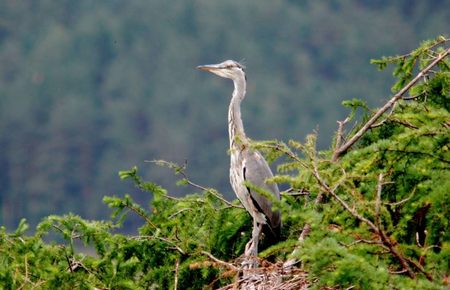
197,60,281,261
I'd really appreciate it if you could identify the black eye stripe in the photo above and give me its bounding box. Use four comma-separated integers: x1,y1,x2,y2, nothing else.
223,65,243,70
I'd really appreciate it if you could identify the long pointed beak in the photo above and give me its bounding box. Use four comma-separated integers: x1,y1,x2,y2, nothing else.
196,64,221,71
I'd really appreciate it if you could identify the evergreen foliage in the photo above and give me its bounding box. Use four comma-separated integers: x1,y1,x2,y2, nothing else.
0,37,448,289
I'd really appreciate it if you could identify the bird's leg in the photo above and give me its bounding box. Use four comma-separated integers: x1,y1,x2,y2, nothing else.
243,219,262,269
251,220,262,257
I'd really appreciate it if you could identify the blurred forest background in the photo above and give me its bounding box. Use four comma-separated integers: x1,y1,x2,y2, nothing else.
0,0,448,230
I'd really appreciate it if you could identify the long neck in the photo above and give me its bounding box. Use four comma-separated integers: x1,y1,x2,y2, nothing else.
228,76,247,149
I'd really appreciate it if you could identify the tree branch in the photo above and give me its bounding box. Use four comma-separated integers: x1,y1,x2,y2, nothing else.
174,259,179,290
124,202,158,229
333,47,450,161
335,117,350,150
201,251,239,272
283,223,311,269
308,166,433,279
132,235,186,255
147,160,242,209
375,173,383,228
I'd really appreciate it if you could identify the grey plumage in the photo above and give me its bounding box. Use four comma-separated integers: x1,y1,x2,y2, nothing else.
197,60,281,258
242,149,281,235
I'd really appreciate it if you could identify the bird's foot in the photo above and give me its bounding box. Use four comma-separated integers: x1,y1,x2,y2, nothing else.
241,222,262,270
244,239,258,257
241,256,259,271
242,240,259,269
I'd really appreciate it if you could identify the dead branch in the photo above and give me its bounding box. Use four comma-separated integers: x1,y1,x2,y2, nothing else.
201,251,239,272
375,173,383,228
332,47,450,161
402,92,425,100
335,117,350,150
402,255,434,281
174,259,179,290
389,269,408,275
388,118,419,129
283,223,311,269
342,239,386,248
384,190,414,206
370,103,398,128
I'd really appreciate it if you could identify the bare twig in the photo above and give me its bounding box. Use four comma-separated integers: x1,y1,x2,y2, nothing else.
388,118,419,129
402,255,433,281
333,47,450,161
155,237,186,255
335,117,350,150
168,208,193,219
131,235,186,255
64,251,73,273
416,232,423,247
260,144,325,268
389,268,408,275
283,167,336,269
174,259,179,290
343,239,386,248
283,223,311,269
281,188,310,196
24,254,29,282
125,203,158,229
384,191,414,206
402,92,425,100
147,160,242,209
370,103,398,128
201,251,239,272
181,177,242,208
385,37,449,61
260,143,306,167
375,173,383,228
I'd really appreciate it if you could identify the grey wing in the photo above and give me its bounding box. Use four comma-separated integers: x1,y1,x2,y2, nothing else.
242,150,281,230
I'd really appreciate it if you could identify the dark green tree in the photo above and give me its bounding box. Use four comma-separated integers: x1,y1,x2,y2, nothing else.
0,36,448,289
1,1,449,230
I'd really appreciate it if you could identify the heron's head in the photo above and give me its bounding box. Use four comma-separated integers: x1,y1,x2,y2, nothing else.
196,60,246,81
